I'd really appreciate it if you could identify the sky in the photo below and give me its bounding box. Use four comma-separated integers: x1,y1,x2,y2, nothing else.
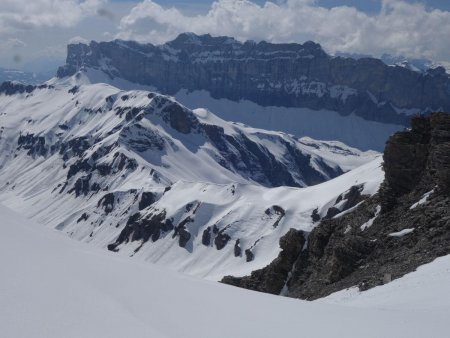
1,0,450,73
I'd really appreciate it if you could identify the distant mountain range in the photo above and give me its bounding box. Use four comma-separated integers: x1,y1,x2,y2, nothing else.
0,67,51,85
56,33,450,150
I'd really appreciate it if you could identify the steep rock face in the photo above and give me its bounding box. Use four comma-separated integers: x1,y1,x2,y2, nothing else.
222,229,306,295
222,113,450,299
59,33,450,126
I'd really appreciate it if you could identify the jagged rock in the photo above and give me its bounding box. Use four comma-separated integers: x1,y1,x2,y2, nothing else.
212,224,219,234
324,185,364,219
76,213,89,223
174,217,193,248
17,134,48,157
434,142,450,193
59,137,90,160
138,192,156,210
108,210,174,251
311,208,321,222
214,229,231,250
234,239,242,257
222,229,306,295
265,205,286,228
383,117,430,196
97,192,115,214
164,103,194,134
0,81,35,95
67,160,92,179
245,249,254,262
202,226,212,246
68,174,92,197
113,152,138,171
178,228,191,248
68,86,79,94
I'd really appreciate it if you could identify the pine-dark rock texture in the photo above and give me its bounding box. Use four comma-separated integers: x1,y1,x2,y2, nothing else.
222,112,450,300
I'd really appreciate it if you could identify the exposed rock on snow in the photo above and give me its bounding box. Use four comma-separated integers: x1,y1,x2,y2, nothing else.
222,113,450,298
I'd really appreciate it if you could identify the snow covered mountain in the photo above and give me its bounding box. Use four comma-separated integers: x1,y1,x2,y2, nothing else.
0,72,379,280
3,202,449,338
56,33,450,150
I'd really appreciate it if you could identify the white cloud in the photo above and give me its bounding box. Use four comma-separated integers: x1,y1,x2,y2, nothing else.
0,0,106,34
69,36,90,44
116,0,450,62
4,38,26,49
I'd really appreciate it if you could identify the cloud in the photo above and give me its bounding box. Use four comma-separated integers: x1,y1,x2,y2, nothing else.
69,36,90,44
3,38,26,49
97,8,116,21
0,0,106,34
116,0,450,62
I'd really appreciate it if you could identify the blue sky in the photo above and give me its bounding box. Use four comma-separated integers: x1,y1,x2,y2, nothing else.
1,0,450,72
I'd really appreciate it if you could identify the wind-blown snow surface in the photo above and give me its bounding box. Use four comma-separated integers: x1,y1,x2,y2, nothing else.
0,73,381,280
1,203,449,338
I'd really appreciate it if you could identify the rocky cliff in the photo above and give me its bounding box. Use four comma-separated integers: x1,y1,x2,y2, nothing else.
58,33,450,127
222,112,450,299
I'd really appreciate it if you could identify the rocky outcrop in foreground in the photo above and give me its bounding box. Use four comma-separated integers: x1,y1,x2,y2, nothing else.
222,113,450,299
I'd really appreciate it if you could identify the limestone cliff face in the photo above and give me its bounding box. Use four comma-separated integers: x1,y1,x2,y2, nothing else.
58,33,450,126
222,113,450,300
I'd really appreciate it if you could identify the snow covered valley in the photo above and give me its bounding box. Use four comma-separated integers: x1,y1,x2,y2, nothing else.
1,203,449,338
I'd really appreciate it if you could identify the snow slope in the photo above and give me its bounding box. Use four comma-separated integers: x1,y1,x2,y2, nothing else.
1,203,449,338
0,73,381,280
321,255,450,312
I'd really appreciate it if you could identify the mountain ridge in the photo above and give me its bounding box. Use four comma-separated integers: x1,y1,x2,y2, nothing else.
58,33,450,127
0,74,379,280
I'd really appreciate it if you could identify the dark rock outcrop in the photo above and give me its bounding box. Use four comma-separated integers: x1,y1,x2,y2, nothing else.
323,185,365,219
17,133,48,157
223,229,306,295
0,81,35,95
214,229,231,250
97,192,115,214
222,113,450,300
108,210,174,251
138,192,156,210
234,239,242,257
202,226,212,246
173,217,193,248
